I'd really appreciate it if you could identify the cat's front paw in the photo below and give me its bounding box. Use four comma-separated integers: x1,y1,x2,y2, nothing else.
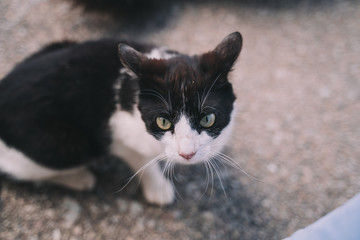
143,178,175,206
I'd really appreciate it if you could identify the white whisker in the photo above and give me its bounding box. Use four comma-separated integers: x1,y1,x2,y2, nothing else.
207,158,228,199
212,151,262,182
162,159,171,178
196,91,202,112
200,73,222,111
163,160,183,202
202,161,214,200
115,153,167,193
140,89,171,112
170,162,184,202
200,162,210,200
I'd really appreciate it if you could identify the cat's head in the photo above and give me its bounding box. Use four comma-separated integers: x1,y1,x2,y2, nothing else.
118,32,242,164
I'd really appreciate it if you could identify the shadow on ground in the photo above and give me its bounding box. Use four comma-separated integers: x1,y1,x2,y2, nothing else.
1,157,277,239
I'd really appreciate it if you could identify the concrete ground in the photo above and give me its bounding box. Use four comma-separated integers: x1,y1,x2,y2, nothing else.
0,0,359,239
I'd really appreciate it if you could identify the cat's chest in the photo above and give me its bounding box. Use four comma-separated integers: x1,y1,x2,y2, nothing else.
108,108,162,157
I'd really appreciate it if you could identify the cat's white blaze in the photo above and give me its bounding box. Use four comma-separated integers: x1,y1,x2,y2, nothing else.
0,138,75,180
174,116,199,156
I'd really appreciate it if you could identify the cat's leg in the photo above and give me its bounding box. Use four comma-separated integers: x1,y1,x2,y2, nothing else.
111,146,174,206
45,168,95,191
0,139,95,190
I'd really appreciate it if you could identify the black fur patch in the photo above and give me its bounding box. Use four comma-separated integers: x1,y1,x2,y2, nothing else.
119,74,139,112
0,39,153,169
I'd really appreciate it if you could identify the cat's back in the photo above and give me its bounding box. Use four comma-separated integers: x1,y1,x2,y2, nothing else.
0,39,120,90
0,39,124,130
0,39,155,104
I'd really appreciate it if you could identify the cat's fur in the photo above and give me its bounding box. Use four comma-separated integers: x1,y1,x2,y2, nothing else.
0,32,242,205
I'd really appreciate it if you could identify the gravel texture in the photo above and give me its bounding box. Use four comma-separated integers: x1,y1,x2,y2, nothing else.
0,0,359,239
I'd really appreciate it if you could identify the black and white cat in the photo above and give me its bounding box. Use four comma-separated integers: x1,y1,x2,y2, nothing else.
0,32,242,205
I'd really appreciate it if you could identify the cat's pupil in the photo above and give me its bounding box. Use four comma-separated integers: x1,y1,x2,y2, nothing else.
200,113,216,128
156,117,172,130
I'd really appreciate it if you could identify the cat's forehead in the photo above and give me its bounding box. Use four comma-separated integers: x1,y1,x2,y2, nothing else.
167,56,198,76
166,56,209,89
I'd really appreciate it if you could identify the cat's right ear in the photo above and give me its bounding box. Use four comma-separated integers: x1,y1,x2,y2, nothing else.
118,44,167,79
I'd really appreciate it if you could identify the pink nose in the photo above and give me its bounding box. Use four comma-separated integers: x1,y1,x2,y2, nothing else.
179,152,196,160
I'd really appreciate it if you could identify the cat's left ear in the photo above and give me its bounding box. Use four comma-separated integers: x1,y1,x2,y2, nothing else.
118,44,167,79
200,32,243,75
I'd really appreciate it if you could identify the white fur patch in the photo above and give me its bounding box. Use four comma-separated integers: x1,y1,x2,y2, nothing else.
109,108,162,158
145,47,177,60
174,116,201,156
0,138,73,180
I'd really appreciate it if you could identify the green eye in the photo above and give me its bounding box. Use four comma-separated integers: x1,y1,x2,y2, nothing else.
156,117,172,130
200,113,216,128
